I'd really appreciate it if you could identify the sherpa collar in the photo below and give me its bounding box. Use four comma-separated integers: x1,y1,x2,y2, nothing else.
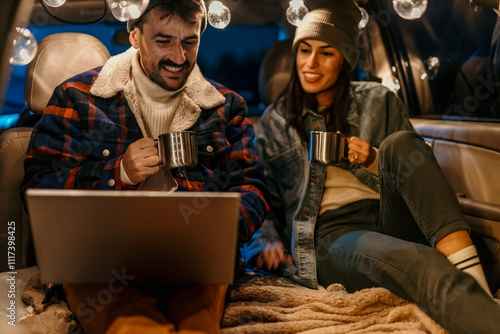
90,47,225,110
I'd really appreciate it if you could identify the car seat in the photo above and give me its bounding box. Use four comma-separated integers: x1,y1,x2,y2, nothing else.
252,38,294,130
258,38,294,108
0,33,110,272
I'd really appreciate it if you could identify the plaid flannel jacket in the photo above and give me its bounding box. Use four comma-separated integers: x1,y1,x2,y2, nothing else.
21,65,270,258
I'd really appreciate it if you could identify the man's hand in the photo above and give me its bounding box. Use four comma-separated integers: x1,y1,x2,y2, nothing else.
347,136,376,168
256,241,293,271
122,138,160,184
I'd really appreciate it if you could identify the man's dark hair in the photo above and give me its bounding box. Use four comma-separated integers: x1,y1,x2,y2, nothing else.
134,0,205,32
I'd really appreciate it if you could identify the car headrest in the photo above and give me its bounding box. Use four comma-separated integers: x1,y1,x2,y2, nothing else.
258,38,294,107
25,33,111,114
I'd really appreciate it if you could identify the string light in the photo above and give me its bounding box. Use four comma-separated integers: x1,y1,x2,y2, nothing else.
286,0,308,27
421,56,440,80
208,1,231,29
107,0,150,22
38,0,319,30
42,0,66,7
392,0,428,20
359,7,369,29
10,27,38,66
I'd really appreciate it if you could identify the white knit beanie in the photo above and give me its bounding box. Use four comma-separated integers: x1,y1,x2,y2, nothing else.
127,0,207,33
292,1,362,70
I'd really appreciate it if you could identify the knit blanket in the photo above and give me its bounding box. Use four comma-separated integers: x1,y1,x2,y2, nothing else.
10,270,447,333
221,274,448,334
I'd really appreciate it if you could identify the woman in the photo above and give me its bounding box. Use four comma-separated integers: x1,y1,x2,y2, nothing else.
242,2,500,333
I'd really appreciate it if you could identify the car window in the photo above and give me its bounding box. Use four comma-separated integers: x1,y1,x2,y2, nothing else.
198,24,284,116
2,0,500,128
0,20,283,128
358,0,500,122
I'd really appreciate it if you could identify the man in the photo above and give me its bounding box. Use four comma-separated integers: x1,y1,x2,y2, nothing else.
21,0,270,333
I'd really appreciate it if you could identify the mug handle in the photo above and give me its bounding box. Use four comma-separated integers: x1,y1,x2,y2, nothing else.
153,138,162,167
340,133,349,160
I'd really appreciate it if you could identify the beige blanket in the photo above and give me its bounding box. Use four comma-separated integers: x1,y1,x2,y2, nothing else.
17,272,448,333
221,274,448,334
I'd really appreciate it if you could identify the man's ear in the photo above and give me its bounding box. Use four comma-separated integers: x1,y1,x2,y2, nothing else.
129,28,140,49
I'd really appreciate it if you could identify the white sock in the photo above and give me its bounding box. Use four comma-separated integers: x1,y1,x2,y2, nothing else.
447,245,493,298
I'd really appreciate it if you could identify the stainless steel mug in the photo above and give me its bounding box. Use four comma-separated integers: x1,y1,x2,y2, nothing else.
155,131,198,169
309,131,346,165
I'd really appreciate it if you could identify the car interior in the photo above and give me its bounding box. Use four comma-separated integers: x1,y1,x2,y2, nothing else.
1,0,500,332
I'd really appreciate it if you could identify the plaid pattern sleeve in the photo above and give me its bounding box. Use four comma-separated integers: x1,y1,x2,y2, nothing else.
219,86,271,246
21,69,142,197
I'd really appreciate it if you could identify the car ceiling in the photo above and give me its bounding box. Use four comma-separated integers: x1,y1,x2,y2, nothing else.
27,0,349,27
1,0,365,104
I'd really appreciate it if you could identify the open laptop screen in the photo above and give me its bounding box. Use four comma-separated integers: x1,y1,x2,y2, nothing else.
25,189,240,285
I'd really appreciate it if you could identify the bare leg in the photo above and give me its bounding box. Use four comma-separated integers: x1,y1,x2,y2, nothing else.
436,230,493,297
435,230,472,256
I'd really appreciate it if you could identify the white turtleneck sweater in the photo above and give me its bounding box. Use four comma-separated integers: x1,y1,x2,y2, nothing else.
119,53,184,191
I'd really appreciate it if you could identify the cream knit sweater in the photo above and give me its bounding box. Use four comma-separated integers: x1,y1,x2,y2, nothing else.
119,53,184,191
320,163,380,215
317,107,380,214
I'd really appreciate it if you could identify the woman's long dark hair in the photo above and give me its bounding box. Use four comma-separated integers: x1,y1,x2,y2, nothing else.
279,57,352,142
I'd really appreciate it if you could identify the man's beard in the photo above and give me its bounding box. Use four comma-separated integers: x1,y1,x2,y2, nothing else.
147,58,192,91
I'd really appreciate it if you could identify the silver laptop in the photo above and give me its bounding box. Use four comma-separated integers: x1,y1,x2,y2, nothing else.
25,189,240,285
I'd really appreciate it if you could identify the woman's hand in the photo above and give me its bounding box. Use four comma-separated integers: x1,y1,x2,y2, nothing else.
347,136,376,167
256,241,293,270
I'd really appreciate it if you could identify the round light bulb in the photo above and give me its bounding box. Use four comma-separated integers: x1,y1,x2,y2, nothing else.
392,0,427,20
10,27,38,66
359,7,369,29
286,0,308,27
421,56,440,80
107,0,150,22
208,1,231,29
42,0,67,7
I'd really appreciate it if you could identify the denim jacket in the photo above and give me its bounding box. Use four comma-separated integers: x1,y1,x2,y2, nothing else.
242,81,414,289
